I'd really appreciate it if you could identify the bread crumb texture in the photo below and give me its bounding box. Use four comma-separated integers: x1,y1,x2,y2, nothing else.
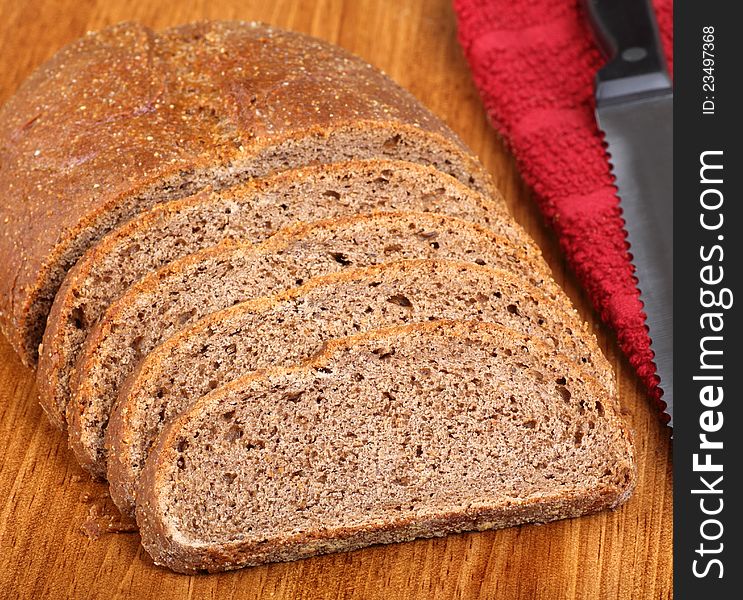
137,320,635,573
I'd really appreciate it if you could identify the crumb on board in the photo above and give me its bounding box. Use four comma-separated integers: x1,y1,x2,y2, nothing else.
79,496,137,539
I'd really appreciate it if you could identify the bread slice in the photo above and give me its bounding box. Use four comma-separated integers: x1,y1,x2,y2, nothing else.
0,21,494,367
136,319,636,574
108,259,613,516
69,211,559,477
38,159,526,430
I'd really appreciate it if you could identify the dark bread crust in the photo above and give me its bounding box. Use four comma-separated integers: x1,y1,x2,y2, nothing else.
106,258,613,516
37,159,522,430
136,320,636,574
0,21,491,366
142,489,620,574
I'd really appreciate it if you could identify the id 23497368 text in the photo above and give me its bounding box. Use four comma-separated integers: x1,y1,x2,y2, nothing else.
702,26,715,115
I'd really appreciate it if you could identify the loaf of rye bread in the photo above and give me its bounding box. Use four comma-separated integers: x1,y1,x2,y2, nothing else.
38,159,528,429
0,20,636,575
136,319,635,574
0,21,493,367
69,211,560,477
107,259,612,516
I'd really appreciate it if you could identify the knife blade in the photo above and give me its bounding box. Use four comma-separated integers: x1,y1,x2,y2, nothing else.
583,0,673,426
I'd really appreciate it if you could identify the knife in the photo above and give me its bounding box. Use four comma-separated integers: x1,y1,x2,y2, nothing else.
582,0,673,426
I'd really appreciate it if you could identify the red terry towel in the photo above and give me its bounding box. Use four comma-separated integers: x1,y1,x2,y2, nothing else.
454,0,673,414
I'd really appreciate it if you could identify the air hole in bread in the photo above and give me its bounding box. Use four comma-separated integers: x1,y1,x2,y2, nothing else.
131,335,144,355
556,385,571,403
282,390,304,403
574,429,584,446
387,294,412,307
372,347,396,360
322,190,341,199
70,306,86,329
329,252,351,266
121,243,141,258
225,425,243,442
529,370,544,382
507,304,519,315
382,134,401,150
177,308,197,326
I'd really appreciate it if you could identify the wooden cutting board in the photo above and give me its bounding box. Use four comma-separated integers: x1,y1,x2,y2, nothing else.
0,0,672,598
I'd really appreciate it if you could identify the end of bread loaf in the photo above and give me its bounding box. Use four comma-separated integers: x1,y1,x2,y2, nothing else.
136,320,635,573
0,19,495,367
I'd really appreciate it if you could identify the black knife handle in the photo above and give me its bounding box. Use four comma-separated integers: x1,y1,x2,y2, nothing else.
582,0,672,105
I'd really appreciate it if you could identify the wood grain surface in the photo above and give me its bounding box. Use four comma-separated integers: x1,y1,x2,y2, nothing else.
0,1,673,598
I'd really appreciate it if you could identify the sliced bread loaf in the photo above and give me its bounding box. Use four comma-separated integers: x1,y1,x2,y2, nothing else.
108,259,612,516
0,21,493,366
69,212,558,477
136,319,636,574
38,159,526,429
